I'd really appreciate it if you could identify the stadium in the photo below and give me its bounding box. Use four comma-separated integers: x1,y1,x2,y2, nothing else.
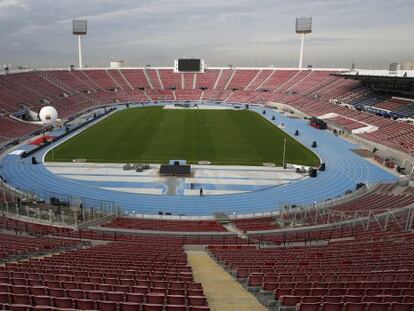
1,2,414,311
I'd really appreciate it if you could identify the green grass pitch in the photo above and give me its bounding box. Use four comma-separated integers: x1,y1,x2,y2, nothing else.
45,107,320,166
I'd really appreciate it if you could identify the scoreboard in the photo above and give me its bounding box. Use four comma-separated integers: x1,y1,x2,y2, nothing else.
174,59,204,73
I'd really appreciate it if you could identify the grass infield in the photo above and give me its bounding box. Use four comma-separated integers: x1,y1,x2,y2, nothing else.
45,107,320,166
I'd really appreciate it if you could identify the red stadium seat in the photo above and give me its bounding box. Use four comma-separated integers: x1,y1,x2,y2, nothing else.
67,289,84,299
367,303,391,311
48,289,65,298
119,302,141,311
298,303,322,311
142,304,164,311
32,295,52,306
29,287,48,296
126,293,145,303
0,292,10,304
75,298,95,310
345,303,367,311
188,296,207,306
281,296,301,306
98,301,118,311
146,293,165,304
322,303,343,311
54,297,73,309
106,291,125,302
11,294,31,305
86,290,104,300
167,295,186,305
391,303,413,311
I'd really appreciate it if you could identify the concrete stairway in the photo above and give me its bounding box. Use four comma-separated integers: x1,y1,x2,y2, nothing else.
223,223,248,239
187,251,267,311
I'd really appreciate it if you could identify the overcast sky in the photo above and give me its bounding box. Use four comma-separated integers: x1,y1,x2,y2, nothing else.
1,0,413,69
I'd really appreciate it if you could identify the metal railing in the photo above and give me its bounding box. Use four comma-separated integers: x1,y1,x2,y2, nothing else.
1,182,118,228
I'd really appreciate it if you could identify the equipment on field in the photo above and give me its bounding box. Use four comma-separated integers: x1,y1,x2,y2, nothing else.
309,168,317,178
160,164,191,176
39,106,58,125
160,160,192,176
309,117,327,130
356,183,366,190
319,163,326,171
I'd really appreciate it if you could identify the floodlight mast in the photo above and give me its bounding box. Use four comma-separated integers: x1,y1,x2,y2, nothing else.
296,17,312,69
78,36,83,68
73,19,87,68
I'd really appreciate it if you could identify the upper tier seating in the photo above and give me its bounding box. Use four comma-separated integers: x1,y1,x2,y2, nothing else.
194,69,220,90
258,70,298,91
106,70,133,91
158,69,183,89
183,73,195,90
1,68,414,153
175,90,202,101
244,70,274,91
81,70,119,90
327,116,367,131
374,98,414,115
226,70,259,90
120,69,152,89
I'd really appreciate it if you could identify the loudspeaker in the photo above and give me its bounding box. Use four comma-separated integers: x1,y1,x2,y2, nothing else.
397,166,406,174
309,169,317,178
319,163,326,171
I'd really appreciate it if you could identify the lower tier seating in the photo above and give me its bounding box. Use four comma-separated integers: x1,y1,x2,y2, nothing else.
0,242,210,311
102,217,227,232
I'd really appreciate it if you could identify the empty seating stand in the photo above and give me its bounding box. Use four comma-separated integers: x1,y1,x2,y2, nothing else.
0,216,245,245
1,68,414,153
0,233,81,262
102,217,227,232
209,234,414,310
0,242,209,311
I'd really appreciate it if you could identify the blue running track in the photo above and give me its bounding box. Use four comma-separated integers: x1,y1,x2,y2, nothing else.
0,104,398,216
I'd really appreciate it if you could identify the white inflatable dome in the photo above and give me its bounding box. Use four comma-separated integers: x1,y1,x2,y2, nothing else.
39,106,58,124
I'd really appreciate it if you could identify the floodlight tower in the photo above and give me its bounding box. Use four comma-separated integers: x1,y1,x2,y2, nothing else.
72,19,87,68
296,16,312,69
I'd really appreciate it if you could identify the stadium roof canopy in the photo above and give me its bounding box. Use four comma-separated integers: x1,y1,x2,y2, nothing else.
334,70,414,97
